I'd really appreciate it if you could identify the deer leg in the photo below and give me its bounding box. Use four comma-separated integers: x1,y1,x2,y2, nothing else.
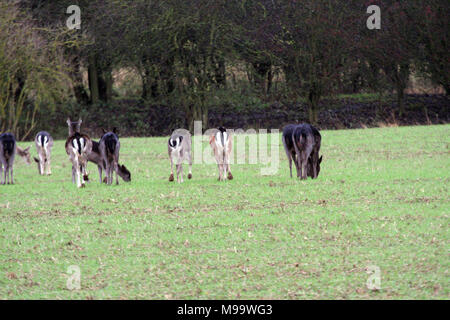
301,158,307,180
291,152,300,178
288,154,293,178
6,164,10,184
115,161,119,185
73,159,81,188
97,165,103,183
109,163,114,185
72,165,76,184
0,163,3,184
80,164,86,187
180,163,184,183
188,152,192,179
46,152,52,175
300,149,311,180
4,165,7,185
295,155,301,180
224,152,232,180
169,157,174,181
176,163,181,183
5,164,8,184
39,154,45,175
10,165,13,185
105,161,111,185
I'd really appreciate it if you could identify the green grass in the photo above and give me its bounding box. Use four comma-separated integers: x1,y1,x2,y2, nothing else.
1,125,449,299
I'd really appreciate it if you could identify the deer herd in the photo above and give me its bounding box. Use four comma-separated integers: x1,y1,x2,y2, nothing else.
0,119,322,187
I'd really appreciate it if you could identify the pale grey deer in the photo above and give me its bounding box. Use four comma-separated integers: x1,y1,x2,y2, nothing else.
33,131,53,175
168,129,192,183
209,127,233,181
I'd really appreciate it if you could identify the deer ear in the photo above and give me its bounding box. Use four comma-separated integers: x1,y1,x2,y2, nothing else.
113,127,118,135
319,156,323,164
24,146,31,152
102,128,107,134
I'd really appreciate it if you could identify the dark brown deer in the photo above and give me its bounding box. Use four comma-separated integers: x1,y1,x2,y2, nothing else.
291,124,322,180
0,133,31,185
283,124,322,179
88,140,130,183
99,128,121,185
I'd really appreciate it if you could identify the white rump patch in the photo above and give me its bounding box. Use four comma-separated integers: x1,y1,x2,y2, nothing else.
73,139,79,151
169,137,181,150
215,131,229,149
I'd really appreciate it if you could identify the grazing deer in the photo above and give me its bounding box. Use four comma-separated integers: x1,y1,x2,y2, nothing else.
292,123,322,180
88,140,131,183
168,129,192,183
98,129,121,185
65,118,92,188
209,127,233,181
282,124,300,178
308,125,322,179
0,133,31,185
33,131,53,175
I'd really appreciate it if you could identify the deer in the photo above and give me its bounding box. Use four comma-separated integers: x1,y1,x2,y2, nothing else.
0,132,31,185
33,131,53,175
98,128,122,185
282,124,300,178
88,139,131,183
168,129,192,183
209,127,233,181
291,123,322,180
65,118,92,188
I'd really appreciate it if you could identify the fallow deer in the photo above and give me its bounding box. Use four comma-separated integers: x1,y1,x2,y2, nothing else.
88,140,131,183
65,118,92,188
33,131,53,175
291,123,322,180
98,128,121,185
168,129,192,183
209,127,233,181
0,133,31,185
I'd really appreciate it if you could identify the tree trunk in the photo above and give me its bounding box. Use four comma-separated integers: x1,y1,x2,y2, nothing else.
267,68,273,94
105,70,113,102
396,81,405,115
214,57,226,88
252,62,271,94
395,63,409,116
308,84,321,124
88,55,100,105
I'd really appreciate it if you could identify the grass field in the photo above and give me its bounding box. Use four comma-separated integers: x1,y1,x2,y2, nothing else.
0,125,449,299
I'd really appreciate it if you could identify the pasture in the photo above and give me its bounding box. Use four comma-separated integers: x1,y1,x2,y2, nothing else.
0,125,448,299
